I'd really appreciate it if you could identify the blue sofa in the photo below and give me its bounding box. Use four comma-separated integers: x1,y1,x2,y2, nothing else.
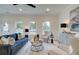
0,33,28,55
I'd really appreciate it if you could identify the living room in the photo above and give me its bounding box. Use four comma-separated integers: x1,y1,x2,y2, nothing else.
0,4,79,55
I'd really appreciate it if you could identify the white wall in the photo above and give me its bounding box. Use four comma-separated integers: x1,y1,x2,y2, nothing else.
0,14,59,40
59,5,79,23
58,4,79,45
58,4,79,34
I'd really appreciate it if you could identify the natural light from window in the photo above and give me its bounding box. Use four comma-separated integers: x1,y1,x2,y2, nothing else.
29,21,36,32
15,21,23,34
42,21,51,35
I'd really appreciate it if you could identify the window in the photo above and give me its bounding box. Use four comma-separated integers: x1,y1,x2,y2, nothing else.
16,21,23,33
2,22,9,35
42,21,51,34
29,21,36,32
16,22,23,29
3,22,9,32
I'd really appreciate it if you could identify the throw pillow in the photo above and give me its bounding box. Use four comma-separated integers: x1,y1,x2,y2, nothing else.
8,37,15,45
1,37,9,44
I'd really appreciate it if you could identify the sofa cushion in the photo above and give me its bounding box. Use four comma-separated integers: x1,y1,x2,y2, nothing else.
11,38,27,48
8,37,15,45
11,37,28,54
11,33,18,41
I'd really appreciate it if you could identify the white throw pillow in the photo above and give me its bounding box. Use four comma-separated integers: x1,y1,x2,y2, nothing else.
1,37,9,44
8,37,15,45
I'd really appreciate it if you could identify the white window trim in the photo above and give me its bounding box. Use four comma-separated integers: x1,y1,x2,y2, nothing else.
29,21,37,32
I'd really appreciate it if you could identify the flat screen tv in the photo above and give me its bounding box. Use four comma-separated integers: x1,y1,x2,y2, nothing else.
61,23,67,28
71,24,79,32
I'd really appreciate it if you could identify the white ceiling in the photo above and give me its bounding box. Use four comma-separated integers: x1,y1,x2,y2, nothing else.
0,4,69,15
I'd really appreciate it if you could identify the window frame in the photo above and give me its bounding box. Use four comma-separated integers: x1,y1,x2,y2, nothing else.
42,21,51,34
15,21,24,33
29,21,37,32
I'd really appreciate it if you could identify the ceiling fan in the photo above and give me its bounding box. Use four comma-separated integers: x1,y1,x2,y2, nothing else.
13,4,36,8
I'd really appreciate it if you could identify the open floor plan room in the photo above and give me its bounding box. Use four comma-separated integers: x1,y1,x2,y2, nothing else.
0,4,79,55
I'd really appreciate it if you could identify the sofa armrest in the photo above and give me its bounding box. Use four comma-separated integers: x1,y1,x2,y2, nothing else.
0,44,12,55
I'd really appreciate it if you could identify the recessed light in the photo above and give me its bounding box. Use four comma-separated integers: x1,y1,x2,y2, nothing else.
19,8,23,11
32,22,35,24
46,8,50,12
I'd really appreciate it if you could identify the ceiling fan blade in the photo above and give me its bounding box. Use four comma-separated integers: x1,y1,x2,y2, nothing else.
13,4,18,5
27,4,36,8
13,4,36,8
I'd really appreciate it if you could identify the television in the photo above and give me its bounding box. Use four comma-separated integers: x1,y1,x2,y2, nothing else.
25,29,29,32
61,23,67,28
71,24,79,32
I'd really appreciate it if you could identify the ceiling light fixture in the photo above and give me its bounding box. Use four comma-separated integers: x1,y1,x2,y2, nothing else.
19,8,23,11
46,8,50,12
